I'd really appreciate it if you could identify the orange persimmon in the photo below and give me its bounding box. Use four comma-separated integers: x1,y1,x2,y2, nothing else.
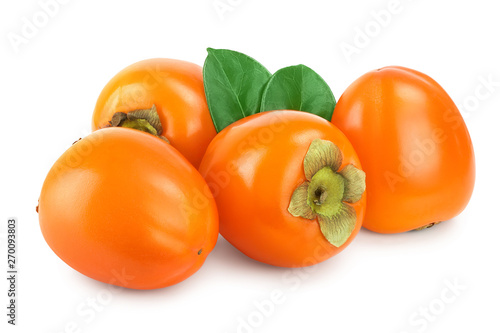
199,110,366,267
38,128,218,289
92,58,216,168
331,66,475,233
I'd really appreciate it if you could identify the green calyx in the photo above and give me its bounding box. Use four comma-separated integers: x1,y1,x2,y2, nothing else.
109,105,170,143
414,221,442,231
288,139,366,247
307,167,345,217
121,118,158,135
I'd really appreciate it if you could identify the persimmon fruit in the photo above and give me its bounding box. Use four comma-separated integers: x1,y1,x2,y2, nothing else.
199,110,366,267
92,58,216,168
331,66,475,233
38,128,218,289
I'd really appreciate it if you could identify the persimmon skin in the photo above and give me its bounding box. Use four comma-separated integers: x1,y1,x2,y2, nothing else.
92,58,216,168
331,66,475,234
199,111,366,267
38,128,218,289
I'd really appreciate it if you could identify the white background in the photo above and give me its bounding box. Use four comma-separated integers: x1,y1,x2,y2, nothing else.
1,0,499,332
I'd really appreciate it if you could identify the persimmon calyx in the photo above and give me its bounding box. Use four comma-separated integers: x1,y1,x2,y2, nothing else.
109,105,170,143
288,139,366,247
414,221,442,231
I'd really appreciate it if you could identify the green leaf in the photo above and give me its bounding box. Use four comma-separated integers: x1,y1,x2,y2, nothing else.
203,48,272,132
260,64,336,121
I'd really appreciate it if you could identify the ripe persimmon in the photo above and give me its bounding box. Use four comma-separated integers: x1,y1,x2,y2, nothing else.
92,58,216,168
331,66,475,233
38,128,218,289
199,111,366,267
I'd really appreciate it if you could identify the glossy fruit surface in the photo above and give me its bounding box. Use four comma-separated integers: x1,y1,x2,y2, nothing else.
92,58,216,168
199,110,366,267
331,66,475,233
39,128,218,289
